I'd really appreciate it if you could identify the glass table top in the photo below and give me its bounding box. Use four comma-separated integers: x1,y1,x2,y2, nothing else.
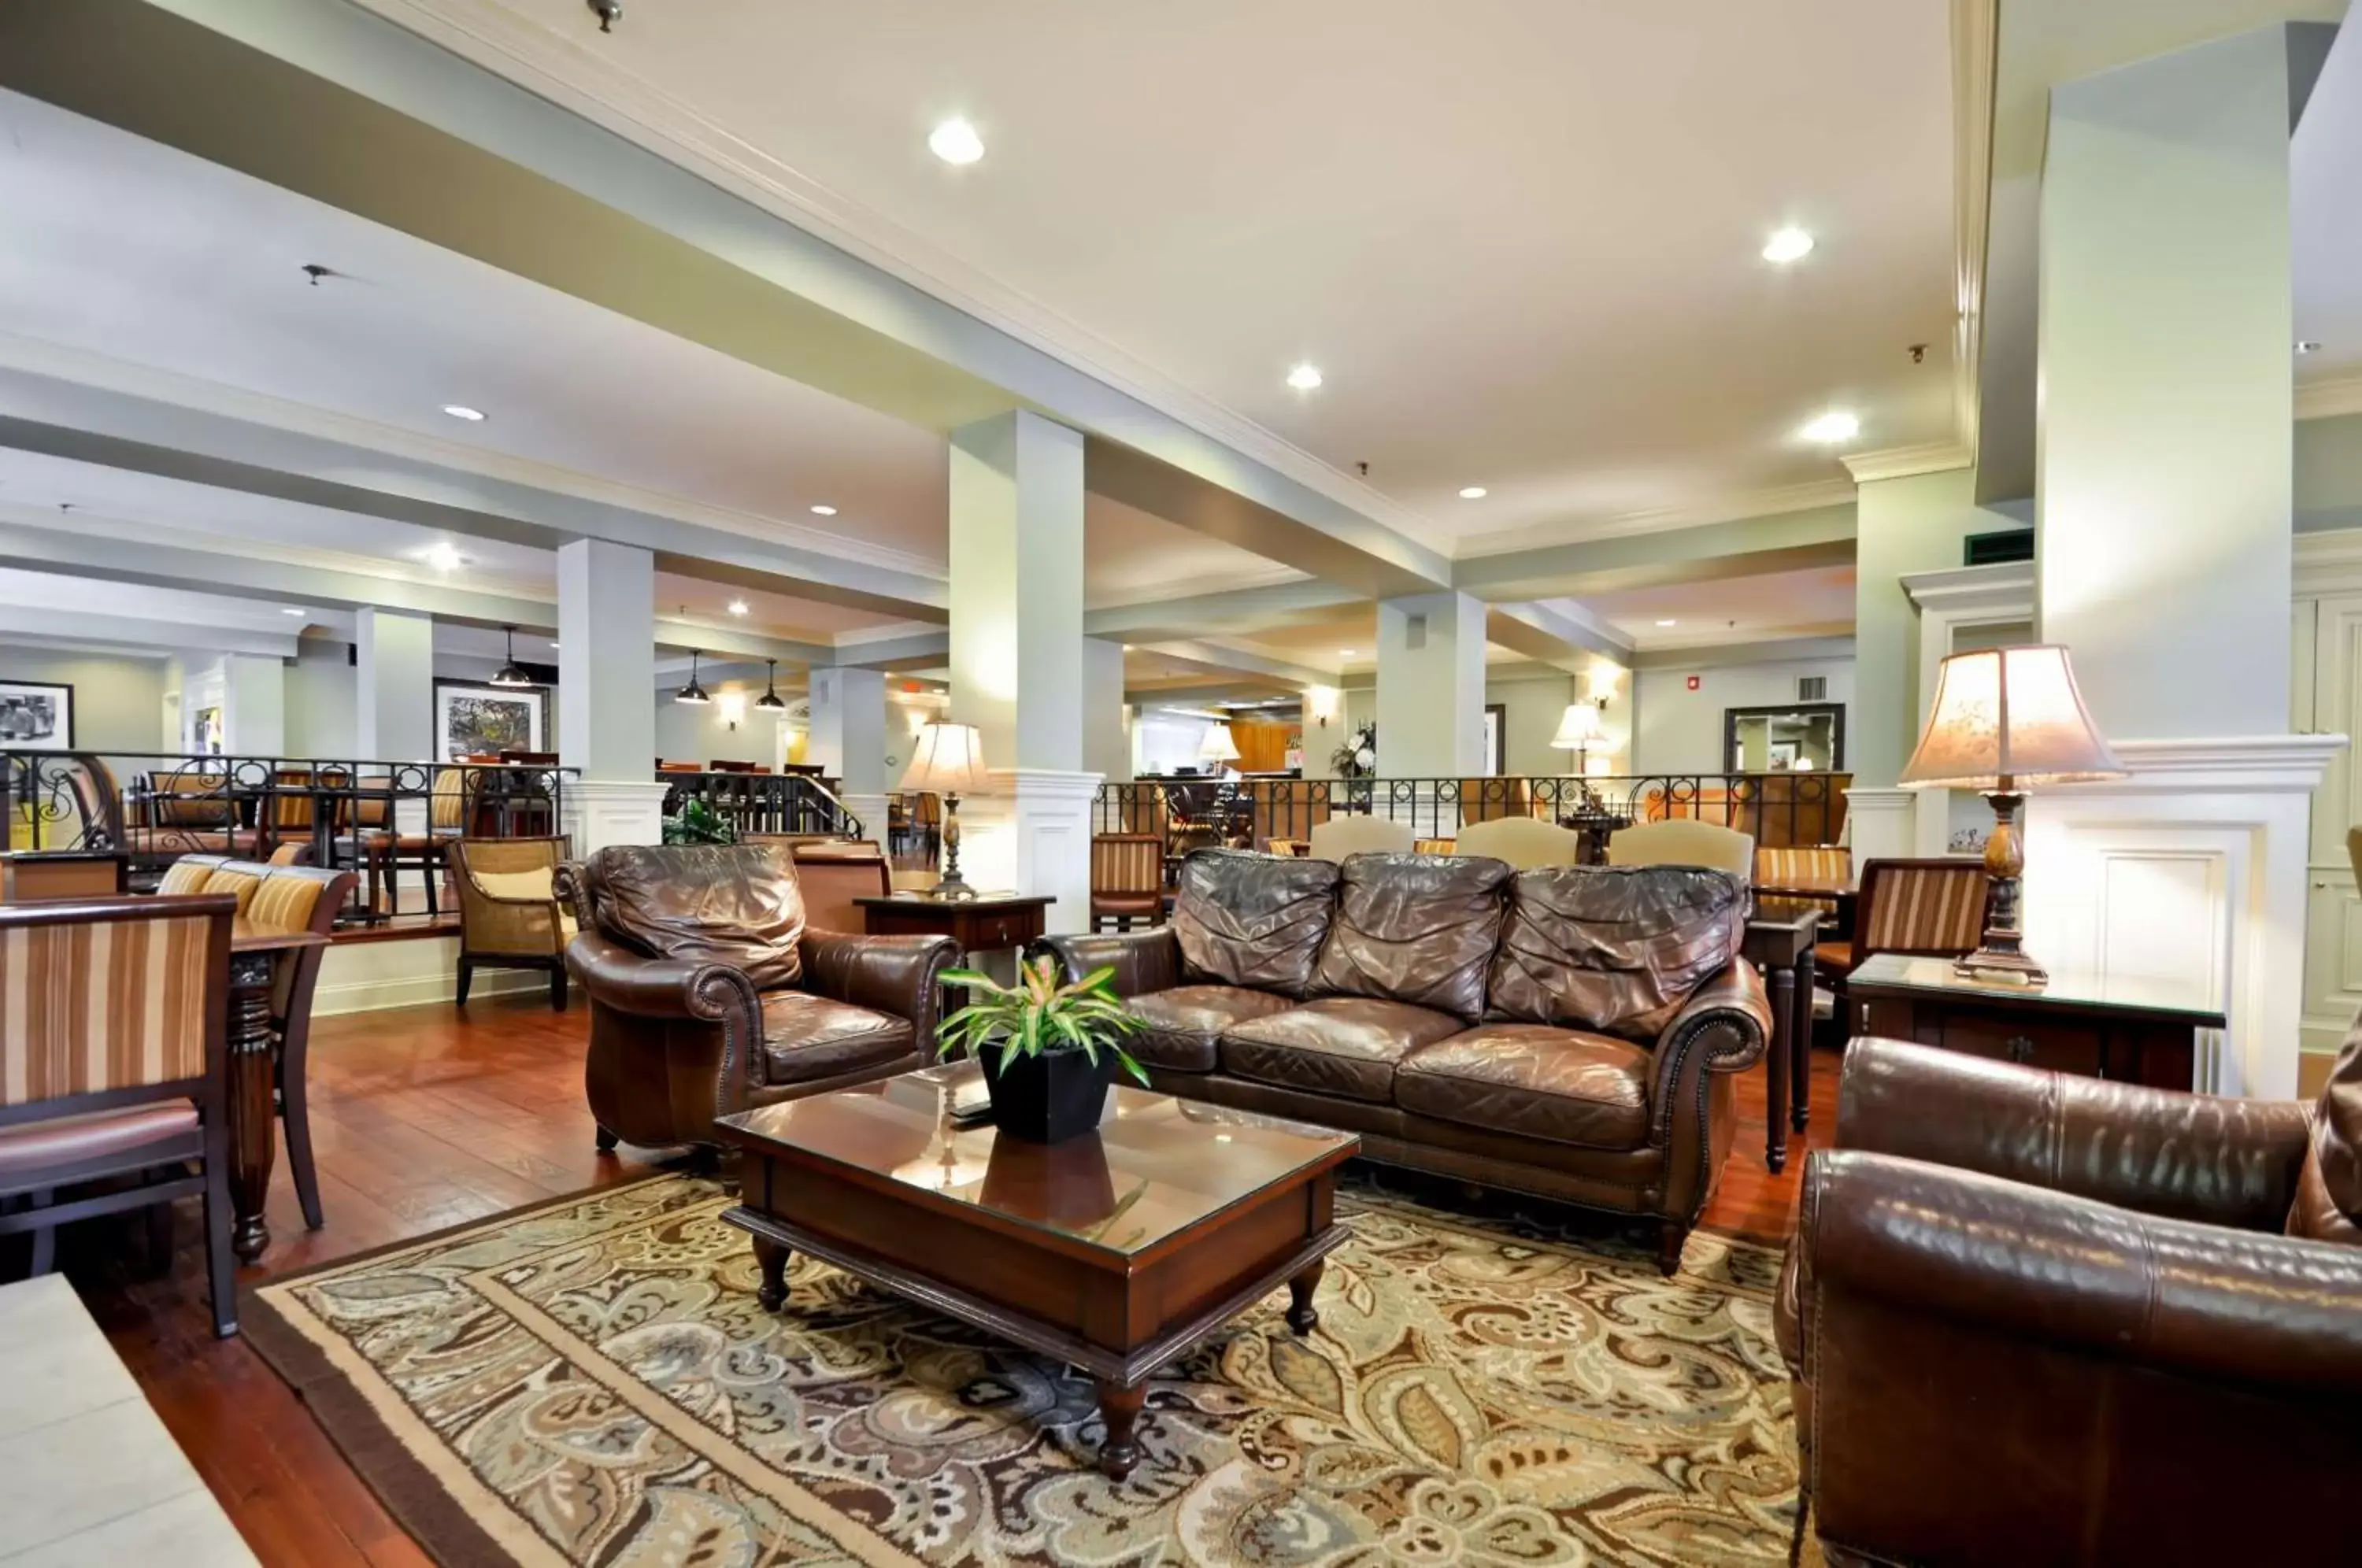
719,1063,1358,1257
1848,952,2227,1022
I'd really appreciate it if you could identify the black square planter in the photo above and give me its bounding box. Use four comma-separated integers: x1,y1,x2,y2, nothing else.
979,1043,1117,1144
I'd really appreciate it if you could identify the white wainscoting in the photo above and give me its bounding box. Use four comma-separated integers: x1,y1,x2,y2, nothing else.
565,778,669,856
949,768,1101,935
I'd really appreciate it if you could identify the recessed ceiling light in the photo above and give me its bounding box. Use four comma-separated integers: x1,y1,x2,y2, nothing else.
1656,619,1677,627
928,117,985,165
441,405,487,422
2297,341,2323,355
1762,227,1816,264
1798,410,1860,445
1458,486,1488,500
283,607,306,616
1120,644,1135,652
809,504,838,516
549,640,561,649
1338,648,1356,657
1287,363,1324,391
421,542,467,572
727,599,750,617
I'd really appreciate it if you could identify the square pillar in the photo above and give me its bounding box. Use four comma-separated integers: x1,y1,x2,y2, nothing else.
810,665,890,837
1376,592,1486,778
222,654,285,756
558,539,666,852
354,607,433,762
1081,638,1131,784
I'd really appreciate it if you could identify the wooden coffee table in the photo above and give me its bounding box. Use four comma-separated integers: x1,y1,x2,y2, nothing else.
715,1063,1359,1478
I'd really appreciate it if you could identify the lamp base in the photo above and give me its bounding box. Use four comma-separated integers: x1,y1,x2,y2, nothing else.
933,793,978,900
1957,789,2047,987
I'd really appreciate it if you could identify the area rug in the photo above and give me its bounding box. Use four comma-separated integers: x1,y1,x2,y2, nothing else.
246,1174,1800,1566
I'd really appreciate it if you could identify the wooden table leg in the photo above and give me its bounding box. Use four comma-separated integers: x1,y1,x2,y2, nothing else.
1792,950,1817,1133
226,949,280,1264
752,1235,791,1311
1094,1379,1146,1480
1764,961,1794,1174
1287,1259,1325,1334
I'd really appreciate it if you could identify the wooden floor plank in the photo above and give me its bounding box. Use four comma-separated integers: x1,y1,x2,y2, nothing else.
24,991,1829,1566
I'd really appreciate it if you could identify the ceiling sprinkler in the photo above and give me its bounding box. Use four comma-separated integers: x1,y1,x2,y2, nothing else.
587,0,621,31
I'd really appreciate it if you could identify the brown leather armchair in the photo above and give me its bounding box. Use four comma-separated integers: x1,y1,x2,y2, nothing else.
1779,1036,2362,1566
558,843,958,1157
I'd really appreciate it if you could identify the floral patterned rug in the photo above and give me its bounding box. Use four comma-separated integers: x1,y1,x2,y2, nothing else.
247,1174,1799,1566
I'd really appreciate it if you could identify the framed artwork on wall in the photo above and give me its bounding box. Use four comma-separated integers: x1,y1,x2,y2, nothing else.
0,681,73,750
435,679,548,762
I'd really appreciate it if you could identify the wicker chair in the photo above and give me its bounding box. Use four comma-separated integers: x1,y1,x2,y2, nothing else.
449,837,575,1010
1090,833,1167,931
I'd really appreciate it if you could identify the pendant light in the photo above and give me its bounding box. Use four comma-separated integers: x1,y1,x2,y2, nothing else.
754,657,787,712
490,625,535,688
675,649,712,705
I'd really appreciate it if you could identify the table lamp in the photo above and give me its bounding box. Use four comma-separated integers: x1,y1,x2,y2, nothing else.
1898,645,2127,984
1550,702,1607,801
1200,724,1242,770
900,722,990,900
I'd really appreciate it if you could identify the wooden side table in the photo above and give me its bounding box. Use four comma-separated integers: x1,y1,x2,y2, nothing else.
1845,952,2226,1090
1742,908,1819,1174
853,892,1053,977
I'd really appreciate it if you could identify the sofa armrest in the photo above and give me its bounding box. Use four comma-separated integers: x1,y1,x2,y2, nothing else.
798,930,961,1052
1836,1036,2315,1230
1037,928,1182,997
566,931,759,1026
1801,1148,2362,1400
1649,959,1771,1108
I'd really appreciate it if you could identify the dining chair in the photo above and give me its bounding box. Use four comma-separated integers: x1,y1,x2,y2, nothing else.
1606,819,1755,877
1816,856,1990,980
1308,815,1414,860
1754,845,1852,919
1263,838,1310,858
1090,833,1167,931
1456,816,1583,870
0,893,239,1336
1412,837,1459,856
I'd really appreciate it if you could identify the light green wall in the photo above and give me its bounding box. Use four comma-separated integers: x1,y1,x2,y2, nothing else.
654,679,779,767
2297,412,2362,533
1631,656,1857,775
0,645,171,753
285,641,356,758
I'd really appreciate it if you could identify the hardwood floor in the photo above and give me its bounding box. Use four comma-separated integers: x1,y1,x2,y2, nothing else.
32,996,1838,1567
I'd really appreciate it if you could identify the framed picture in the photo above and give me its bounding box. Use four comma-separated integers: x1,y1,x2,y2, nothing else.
434,679,548,762
0,681,74,750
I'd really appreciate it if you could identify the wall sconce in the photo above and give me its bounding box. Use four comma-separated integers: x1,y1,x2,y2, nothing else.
1305,684,1342,727
718,692,747,731
1586,665,1621,709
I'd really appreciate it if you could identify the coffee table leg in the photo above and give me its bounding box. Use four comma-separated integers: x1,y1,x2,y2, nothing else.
1286,1260,1325,1335
752,1236,790,1312
1765,961,1794,1175
1094,1380,1146,1480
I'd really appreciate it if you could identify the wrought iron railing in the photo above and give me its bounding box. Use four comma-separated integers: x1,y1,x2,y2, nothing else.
656,769,863,838
1091,771,1851,864
3,749,572,886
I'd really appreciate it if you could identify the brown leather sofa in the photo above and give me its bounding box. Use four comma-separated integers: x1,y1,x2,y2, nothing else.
1778,1036,2362,1566
558,843,958,1156
1042,849,1771,1272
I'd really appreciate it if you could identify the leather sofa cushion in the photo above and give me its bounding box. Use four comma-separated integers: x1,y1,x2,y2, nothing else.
1127,985,1294,1073
1172,849,1340,996
1486,865,1746,1041
1397,1023,1653,1149
1309,853,1513,1022
760,991,913,1085
2289,1028,2361,1244
587,843,807,990
1221,997,1465,1103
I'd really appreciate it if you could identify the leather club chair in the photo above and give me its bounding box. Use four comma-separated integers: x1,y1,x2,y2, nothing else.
558,842,957,1157
1778,1035,2362,1566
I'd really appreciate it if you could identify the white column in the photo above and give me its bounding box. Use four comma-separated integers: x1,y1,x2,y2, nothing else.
221,653,284,756
2022,27,2336,1098
1081,637,1131,784
354,607,433,761
809,665,890,838
557,539,666,852
1375,591,1485,777
947,411,1100,928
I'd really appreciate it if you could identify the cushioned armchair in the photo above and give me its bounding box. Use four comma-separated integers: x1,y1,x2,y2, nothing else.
1778,1036,2362,1566
1043,849,1771,1272
559,843,958,1158
450,836,574,1009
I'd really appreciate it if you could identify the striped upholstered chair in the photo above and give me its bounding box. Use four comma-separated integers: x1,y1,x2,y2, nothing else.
1090,833,1167,931
0,893,239,1336
1816,857,1989,980
1754,845,1853,922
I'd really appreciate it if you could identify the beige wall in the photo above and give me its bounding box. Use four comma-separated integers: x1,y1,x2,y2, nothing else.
0,645,171,753
1632,656,1857,776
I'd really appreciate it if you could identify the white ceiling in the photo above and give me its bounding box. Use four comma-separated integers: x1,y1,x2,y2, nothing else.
451,0,1960,549
1573,565,1857,650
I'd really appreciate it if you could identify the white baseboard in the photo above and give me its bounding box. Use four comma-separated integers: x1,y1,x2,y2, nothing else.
314,935,548,1015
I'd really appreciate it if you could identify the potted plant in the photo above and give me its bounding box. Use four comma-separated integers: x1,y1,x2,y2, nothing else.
936,956,1150,1144
661,797,736,845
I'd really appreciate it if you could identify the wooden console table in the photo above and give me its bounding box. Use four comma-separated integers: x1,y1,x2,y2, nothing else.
1845,952,2225,1090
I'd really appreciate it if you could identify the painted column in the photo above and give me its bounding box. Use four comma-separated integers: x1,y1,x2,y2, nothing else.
947,410,1100,929
1375,591,1486,777
809,665,890,839
557,538,666,852
1081,637,1132,785
2021,24,2338,1097
221,653,285,756
354,607,433,762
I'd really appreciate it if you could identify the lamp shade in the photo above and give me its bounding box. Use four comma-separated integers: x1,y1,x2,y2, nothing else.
1549,701,1606,749
1200,724,1242,764
1899,645,2127,790
899,721,990,793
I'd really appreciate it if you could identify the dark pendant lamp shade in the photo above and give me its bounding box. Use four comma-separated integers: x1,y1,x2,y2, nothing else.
490,625,536,688
754,658,787,711
675,649,713,705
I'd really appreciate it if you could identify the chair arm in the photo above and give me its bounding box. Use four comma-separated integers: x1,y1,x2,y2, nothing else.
1799,1148,2362,1401
552,860,595,931
1649,959,1772,1112
565,932,760,1030
1036,928,1182,997
1836,1036,2315,1230
798,931,961,1052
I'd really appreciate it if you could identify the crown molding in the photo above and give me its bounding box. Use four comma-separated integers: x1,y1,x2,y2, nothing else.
1449,477,1858,560
2297,375,2362,421
1083,563,1314,614
1842,439,1975,484
0,331,952,583
346,0,1441,549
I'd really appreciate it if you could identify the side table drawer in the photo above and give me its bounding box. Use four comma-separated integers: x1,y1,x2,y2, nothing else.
1860,997,2105,1077
964,912,1036,951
